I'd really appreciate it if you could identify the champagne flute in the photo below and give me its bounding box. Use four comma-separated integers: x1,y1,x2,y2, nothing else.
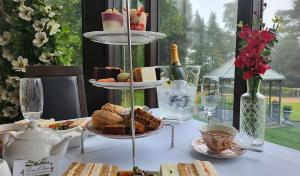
19,78,44,121
201,80,219,124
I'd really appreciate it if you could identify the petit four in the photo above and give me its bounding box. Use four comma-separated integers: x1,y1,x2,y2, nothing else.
94,67,121,80
101,8,124,31
130,7,148,31
117,72,130,82
96,78,117,82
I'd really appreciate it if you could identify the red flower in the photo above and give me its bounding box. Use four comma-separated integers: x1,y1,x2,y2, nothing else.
235,24,277,80
243,71,253,80
239,24,251,40
261,30,275,42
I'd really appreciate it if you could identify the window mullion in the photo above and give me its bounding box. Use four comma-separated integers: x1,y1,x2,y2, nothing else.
233,0,263,130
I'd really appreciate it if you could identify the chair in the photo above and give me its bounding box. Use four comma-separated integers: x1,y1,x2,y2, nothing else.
25,66,88,120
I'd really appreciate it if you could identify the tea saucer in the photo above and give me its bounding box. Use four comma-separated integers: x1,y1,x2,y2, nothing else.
190,138,246,158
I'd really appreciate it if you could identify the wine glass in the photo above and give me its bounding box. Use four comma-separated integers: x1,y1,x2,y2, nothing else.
200,80,220,124
19,78,44,121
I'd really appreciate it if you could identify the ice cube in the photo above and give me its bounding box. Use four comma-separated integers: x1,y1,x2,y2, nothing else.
169,95,190,108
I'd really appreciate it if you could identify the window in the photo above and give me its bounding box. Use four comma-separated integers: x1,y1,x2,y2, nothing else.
263,0,300,151
118,1,146,107
47,0,82,65
159,0,238,124
121,45,146,107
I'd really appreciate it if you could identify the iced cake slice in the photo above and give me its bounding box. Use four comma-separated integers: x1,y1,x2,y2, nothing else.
134,67,157,82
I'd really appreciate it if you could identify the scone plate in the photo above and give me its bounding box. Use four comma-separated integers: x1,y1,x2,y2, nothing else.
85,120,165,139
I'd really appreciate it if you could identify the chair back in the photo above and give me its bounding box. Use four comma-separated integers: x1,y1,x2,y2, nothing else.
25,66,88,120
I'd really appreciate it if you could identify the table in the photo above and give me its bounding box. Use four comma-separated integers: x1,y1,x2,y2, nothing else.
61,117,300,175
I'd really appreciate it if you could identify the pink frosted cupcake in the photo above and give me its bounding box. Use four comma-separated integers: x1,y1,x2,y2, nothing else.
130,7,148,31
101,8,124,31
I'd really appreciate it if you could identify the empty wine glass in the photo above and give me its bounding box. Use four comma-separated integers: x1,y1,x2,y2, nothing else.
19,78,44,121
201,80,220,124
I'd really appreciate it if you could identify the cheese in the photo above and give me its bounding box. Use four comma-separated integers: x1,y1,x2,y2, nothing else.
134,67,157,82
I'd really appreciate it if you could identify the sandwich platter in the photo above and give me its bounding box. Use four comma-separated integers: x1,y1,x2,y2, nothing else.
85,120,165,139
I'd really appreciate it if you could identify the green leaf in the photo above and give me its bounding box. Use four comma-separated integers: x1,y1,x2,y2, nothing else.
261,49,271,57
237,20,244,28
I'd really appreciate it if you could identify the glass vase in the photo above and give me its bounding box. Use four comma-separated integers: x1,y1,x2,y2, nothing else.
239,77,266,150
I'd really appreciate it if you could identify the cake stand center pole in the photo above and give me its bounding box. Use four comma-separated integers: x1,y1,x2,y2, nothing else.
125,0,136,167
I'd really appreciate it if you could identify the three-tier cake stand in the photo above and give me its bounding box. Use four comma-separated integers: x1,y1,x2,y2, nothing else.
83,0,168,167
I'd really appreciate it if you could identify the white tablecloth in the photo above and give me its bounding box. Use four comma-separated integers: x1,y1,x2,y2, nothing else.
61,118,300,175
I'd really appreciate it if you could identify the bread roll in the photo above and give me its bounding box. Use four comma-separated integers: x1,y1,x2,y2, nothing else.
101,103,127,115
92,110,123,130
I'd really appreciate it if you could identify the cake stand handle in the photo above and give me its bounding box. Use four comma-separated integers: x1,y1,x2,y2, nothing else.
125,0,136,167
81,128,86,154
165,123,175,148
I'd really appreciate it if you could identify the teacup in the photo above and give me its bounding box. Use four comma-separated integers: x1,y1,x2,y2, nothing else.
199,124,238,152
0,159,12,176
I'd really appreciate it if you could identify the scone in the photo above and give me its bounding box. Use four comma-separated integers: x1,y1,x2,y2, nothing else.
101,103,128,115
92,110,123,130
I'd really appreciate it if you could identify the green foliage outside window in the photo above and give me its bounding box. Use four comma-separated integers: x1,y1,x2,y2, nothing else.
270,0,300,87
46,0,82,65
159,0,237,79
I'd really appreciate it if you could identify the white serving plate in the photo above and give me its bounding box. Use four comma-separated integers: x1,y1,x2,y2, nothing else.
86,120,165,139
44,117,91,148
89,79,165,90
83,30,166,45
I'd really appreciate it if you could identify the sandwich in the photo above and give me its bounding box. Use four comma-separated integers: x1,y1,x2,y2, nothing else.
64,162,118,176
160,160,219,176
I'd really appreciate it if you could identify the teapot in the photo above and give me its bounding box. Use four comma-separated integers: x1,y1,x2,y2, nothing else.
2,121,80,167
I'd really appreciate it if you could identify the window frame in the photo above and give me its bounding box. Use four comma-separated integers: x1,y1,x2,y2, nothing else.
82,0,264,128
146,0,263,129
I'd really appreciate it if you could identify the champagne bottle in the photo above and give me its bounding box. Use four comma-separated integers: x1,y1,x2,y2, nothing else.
170,44,186,80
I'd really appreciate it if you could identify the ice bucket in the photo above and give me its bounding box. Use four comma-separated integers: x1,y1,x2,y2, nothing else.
156,65,201,121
